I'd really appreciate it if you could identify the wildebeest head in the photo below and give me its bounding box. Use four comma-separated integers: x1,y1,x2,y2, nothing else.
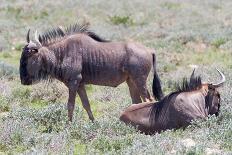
204,69,225,116
191,69,225,117
20,29,43,85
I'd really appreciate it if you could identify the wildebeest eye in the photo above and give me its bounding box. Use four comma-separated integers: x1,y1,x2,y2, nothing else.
208,86,214,90
29,49,38,54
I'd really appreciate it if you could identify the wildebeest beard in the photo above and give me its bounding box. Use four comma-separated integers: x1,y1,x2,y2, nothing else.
20,47,30,84
205,91,220,116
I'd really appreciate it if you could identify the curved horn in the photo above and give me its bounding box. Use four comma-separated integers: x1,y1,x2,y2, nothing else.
211,69,226,88
34,30,42,46
26,29,30,43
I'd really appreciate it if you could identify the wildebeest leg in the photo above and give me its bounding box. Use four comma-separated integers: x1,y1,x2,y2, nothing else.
126,79,142,104
133,78,152,102
68,87,78,122
77,85,94,121
66,77,82,122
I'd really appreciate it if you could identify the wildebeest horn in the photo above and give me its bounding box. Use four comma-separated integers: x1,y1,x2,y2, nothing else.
27,29,30,43
211,69,225,88
34,30,42,46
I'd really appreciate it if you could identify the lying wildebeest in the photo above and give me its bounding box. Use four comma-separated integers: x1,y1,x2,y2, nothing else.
120,69,225,134
19,23,163,121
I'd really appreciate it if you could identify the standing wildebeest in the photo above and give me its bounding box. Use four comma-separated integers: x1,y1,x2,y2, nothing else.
120,69,225,134
19,23,163,121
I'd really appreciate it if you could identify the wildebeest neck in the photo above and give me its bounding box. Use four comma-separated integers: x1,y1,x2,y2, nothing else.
42,37,86,82
40,46,65,81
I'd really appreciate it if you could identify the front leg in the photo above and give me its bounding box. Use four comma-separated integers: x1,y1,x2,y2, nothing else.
66,78,81,122
68,87,78,122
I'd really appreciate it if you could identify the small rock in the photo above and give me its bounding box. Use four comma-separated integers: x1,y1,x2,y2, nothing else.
0,152,6,155
169,149,177,154
186,42,207,52
189,64,198,69
205,148,222,155
181,138,196,147
0,112,9,118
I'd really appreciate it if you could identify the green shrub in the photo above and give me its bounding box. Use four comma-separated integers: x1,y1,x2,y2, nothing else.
0,96,10,112
11,132,23,145
12,86,31,100
161,2,181,10
211,38,227,48
14,43,24,51
32,104,68,133
0,143,8,152
2,52,12,58
92,135,133,153
109,15,134,26
0,61,18,78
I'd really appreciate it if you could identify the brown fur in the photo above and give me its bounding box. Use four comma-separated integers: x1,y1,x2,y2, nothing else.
19,23,163,121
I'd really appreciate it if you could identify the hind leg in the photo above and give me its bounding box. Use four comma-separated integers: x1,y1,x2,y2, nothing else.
132,77,153,102
77,84,94,121
126,78,142,104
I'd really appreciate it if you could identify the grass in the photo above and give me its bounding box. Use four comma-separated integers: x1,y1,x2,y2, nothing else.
161,2,182,10
0,0,232,154
0,51,21,66
0,61,18,79
109,15,134,26
0,95,10,112
211,38,227,48
176,48,232,69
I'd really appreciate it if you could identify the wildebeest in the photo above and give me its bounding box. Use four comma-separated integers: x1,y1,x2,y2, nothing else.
19,23,163,121
120,69,225,134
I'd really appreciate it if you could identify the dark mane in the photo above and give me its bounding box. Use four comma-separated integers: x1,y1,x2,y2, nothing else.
175,76,202,93
149,75,202,127
38,22,109,46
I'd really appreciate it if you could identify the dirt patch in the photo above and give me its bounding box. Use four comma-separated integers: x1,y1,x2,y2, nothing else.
186,42,208,53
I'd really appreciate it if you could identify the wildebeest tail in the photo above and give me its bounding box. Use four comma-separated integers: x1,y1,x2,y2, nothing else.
152,53,164,101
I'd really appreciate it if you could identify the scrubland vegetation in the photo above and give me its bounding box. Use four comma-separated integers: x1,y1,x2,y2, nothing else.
0,0,232,154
